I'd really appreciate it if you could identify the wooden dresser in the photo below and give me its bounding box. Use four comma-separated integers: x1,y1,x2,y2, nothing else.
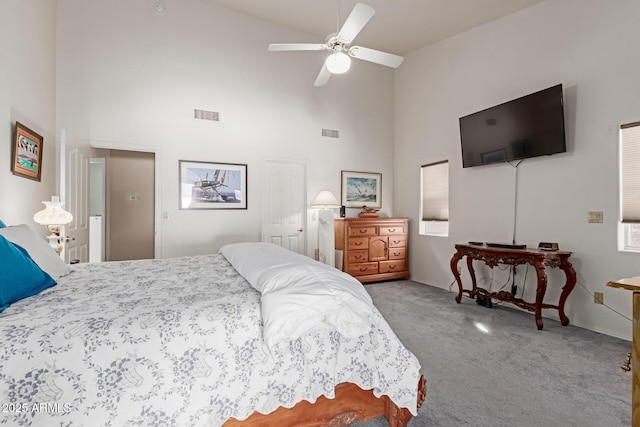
334,218,410,283
606,277,640,426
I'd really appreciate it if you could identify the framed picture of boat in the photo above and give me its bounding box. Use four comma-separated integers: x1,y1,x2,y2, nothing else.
11,122,44,182
341,170,382,209
179,160,247,209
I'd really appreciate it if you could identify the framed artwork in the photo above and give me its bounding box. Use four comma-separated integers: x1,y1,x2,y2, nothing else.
179,160,247,209
341,170,382,209
11,122,44,181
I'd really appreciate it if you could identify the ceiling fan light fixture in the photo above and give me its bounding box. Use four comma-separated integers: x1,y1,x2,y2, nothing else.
325,51,351,74
267,3,402,86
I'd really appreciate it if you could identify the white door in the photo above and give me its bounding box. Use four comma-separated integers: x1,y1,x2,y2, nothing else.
262,160,307,255
59,130,90,263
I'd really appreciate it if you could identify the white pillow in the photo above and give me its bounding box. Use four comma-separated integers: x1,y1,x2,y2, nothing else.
0,224,71,281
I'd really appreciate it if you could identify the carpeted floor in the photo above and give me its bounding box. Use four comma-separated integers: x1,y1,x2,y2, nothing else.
357,280,631,427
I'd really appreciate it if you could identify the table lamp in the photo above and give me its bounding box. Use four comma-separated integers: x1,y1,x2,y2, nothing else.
310,190,340,267
33,196,73,255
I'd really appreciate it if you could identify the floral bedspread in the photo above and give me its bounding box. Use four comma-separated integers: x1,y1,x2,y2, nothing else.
0,254,421,426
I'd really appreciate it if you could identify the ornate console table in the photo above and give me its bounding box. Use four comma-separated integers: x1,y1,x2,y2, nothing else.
450,243,577,330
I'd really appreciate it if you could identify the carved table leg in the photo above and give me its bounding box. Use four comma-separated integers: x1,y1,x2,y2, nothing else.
558,258,576,326
450,250,464,303
533,260,548,330
467,255,477,294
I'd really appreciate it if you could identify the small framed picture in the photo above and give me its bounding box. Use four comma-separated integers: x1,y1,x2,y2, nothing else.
341,170,382,209
11,122,44,181
179,160,247,210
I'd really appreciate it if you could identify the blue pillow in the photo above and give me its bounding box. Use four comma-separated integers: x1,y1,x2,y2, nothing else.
0,235,56,312
0,219,6,228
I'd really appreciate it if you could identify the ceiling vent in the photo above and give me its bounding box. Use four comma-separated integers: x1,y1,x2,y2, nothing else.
322,128,340,138
194,109,219,121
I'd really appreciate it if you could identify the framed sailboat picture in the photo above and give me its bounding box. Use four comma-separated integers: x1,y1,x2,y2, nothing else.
179,160,247,209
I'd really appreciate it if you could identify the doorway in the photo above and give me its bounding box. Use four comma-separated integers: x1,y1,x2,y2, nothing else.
89,158,105,262
90,143,161,260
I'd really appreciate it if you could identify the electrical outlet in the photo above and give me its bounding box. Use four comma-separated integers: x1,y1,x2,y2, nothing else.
594,292,604,304
588,211,603,223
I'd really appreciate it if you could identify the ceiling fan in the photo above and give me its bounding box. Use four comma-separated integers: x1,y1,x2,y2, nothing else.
268,2,404,87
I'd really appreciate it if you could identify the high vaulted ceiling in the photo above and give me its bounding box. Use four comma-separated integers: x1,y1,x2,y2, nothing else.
203,0,546,55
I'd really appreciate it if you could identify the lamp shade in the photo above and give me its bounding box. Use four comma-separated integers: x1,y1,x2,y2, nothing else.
310,190,340,209
33,197,73,226
325,51,351,74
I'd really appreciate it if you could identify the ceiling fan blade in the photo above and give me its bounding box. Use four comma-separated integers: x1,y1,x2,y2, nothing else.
349,46,404,68
268,43,327,52
337,3,375,43
314,63,331,87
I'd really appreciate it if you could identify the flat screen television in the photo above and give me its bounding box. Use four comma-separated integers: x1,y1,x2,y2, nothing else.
459,84,566,168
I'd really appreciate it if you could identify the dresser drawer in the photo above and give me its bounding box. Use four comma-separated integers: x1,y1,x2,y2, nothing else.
379,225,405,235
348,262,379,276
388,247,406,260
379,260,407,273
348,250,368,263
348,226,377,237
348,237,368,250
389,236,406,248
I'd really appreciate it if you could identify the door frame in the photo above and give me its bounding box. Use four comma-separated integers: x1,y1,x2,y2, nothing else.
89,140,162,259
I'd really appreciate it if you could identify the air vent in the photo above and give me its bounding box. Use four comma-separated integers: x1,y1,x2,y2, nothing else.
194,109,219,121
322,128,339,138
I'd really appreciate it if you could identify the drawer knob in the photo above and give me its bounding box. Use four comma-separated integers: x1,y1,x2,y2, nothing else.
389,265,396,270
355,255,363,259
359,229,367,234
394,252,400,256
393,240,401,244
389,228,396,232
360,267,368,272
355,241,363,246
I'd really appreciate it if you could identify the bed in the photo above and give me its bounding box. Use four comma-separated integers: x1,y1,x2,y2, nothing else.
0,225,425,426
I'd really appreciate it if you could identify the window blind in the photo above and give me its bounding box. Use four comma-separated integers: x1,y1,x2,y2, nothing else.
621,122,640,223
421,160,449,221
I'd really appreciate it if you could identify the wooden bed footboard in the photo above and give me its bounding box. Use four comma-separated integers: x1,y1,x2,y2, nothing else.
224,375,427,427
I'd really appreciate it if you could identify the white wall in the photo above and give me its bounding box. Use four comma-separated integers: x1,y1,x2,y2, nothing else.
55,0,396,259
0,0,57,229
395,0,640,339
2,0,634,340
